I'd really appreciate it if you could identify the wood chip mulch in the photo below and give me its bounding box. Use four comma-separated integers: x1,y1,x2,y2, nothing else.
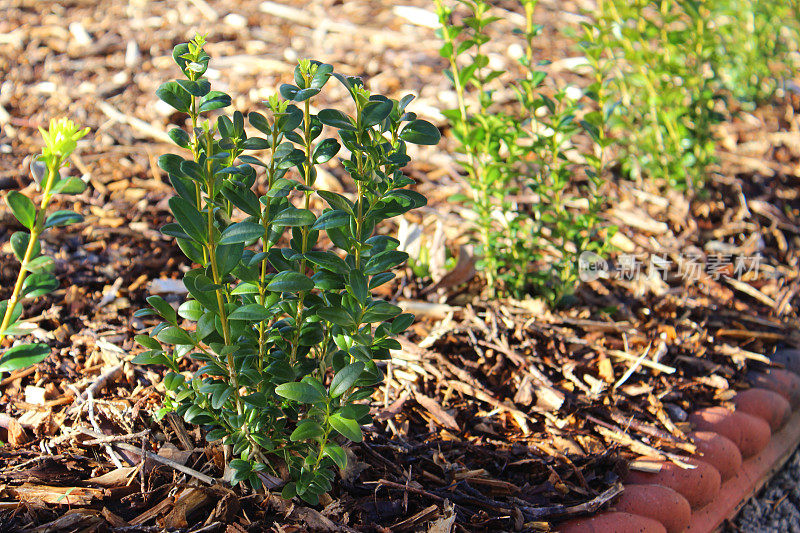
2,0,800,531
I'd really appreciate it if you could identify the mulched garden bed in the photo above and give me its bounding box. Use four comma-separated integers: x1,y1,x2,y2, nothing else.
2,0,800,531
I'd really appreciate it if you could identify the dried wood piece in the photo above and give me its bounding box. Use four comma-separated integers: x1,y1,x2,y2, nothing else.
165,412,195,451
446,380,531,435
97,101,172,144
163,487,213,529
85,466,137,487
398,300,461,319
28,510,104,532
415,392,459,431
716,344,772,365
129,496,174,526
7,483,105,505
724,276,776,307
716,329,787,341
390,504,439,531
608,207,670,234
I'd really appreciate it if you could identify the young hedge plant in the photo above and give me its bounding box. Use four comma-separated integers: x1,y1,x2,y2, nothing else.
0,119,88,376
594,0,724,192
135,35,439,502
715,0,799,107
435,0,611,304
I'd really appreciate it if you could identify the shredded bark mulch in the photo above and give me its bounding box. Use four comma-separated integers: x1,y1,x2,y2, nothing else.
2,1,800,531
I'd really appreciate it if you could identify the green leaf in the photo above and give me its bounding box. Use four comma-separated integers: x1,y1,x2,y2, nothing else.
176,78,211,97
293,87,320,101
348,270,368,303
272,207,315,227
267,271,314,292
229,459,252,485
219,221,264,245
290,420,324,441
135,334,162,351
156,81,191,113
211,385,233,409
364,250,409,274
169,196,207,243
328,413,363,442
44,210,83,228
318,109,356,131
340,403,370,420
310,63,333,89
329,362,364,397
51,176,87,195
146,295,178,324
157,326,195,346
168,128,191,148
317,306,355,327
369,272,394,289
164,372,185,391
387,189,427,208
22,272,58,298
317,191,354,214
279,105,304,133
362,301,402,323
10,232,38,262
228,304,272,321
361,100,393,127
6,191,36,229
322,444,347,471
23,255,54,274
0,343,50,373
311,209,350,230
231,282,259,295
178,300,203,321
279,83,299,100
131,350,171,366
312,138,340,164
282,482,297,500
222,184,261,217
0,300,22,331
391,313,415,334
305,251,349,275
242,392,267,408
248,111,272,135
180,160,205,182
198,91,231,112
399,119,441,145
243,137,270,150
275,382,325,404
158,153,187,177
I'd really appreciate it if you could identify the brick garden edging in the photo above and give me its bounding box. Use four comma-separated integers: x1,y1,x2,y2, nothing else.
558,352,800,532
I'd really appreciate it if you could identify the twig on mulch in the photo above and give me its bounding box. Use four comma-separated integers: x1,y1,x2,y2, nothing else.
68,364,124,414
77,428,215,485
81,429,150,446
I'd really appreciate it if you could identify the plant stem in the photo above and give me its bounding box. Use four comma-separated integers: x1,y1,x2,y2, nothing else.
257,124,279,369
289,81,314,365
0,157,60,344
434,0,497,296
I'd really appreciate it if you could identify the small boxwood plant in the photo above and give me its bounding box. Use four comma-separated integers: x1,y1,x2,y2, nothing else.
0,119,88,376
135,35,439,502
435,0,611,303
593,0,725,191
715,0,799,107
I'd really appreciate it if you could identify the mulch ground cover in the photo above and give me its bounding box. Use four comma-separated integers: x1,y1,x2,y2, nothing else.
2,0,800,531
